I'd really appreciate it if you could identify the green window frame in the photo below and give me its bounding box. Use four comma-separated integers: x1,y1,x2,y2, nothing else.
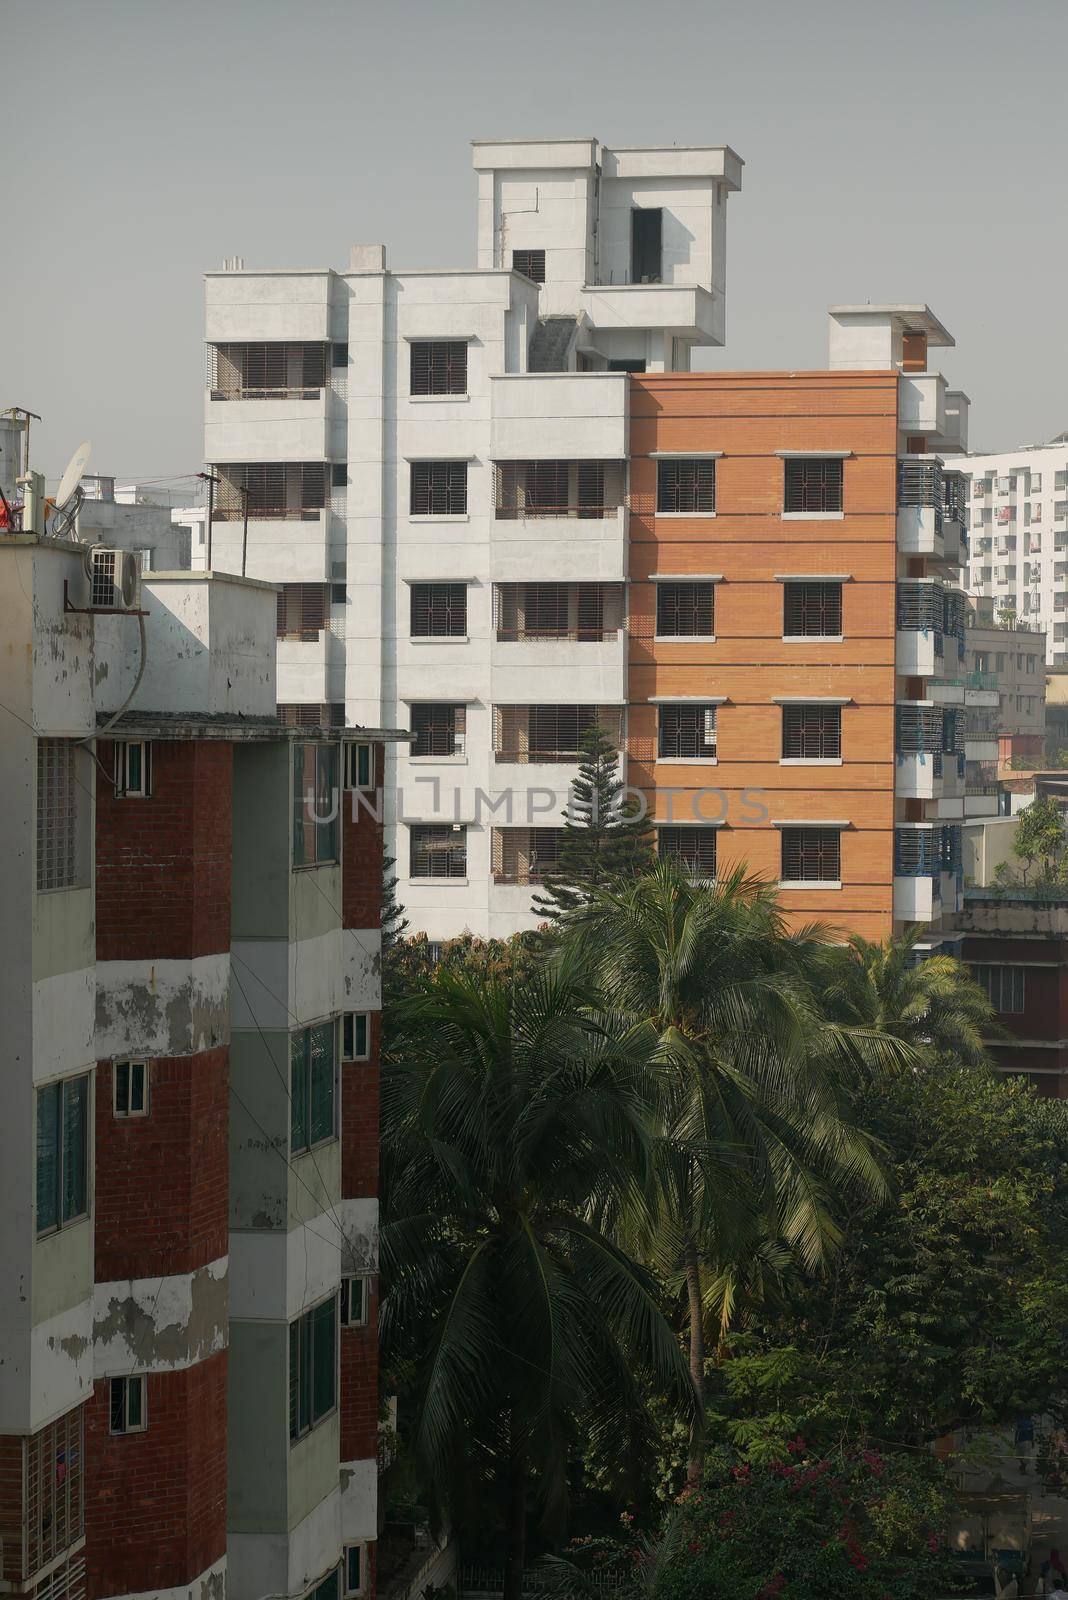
36,1074,90,1234
288,1294,338,1441
291,1020,338,1155
293,742,340,867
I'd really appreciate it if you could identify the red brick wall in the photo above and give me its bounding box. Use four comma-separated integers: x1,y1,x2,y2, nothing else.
342,748,384,931
964,930,1068,1098
96,741,233,961
95,1049,228,1281
341,1281,379,1464
84,1352,227,1599
341,1036,379,1200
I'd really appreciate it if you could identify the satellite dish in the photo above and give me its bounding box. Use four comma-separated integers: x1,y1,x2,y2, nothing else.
56,440,91,509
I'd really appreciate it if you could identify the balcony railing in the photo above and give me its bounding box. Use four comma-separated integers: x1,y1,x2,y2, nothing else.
214,463,327,521
894,829,940,878
493,705,623,764
495,583,625,642
898,458,943,530
209,341,329,400
943,471,970,526
493,461,626,521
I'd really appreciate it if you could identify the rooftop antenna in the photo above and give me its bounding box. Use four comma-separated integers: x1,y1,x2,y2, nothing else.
50,439,92,539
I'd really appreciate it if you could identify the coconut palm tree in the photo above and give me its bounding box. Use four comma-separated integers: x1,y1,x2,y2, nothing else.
380,950,694,1600
816,925,998,1066
558,860,908,1481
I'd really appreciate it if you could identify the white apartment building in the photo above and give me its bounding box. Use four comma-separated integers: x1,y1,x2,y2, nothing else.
203,136,744,938
963,433,1068,662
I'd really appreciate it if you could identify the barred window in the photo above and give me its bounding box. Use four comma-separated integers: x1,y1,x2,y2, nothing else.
494,460,621,520
410,461,467,516
215,461,325,520
25,1408,85,1580
410,824,467,879
656,581,715,637
494,705,623,763
278,703,345,728
277,583,329,641
37,740,83,892
492,827,562,884
211,341,328,398
656,459,716,515
410,341,468,396
970,964,1026,1015
782,705,841,760
783,581,842,637
291,1020,337,1154
657,704,717,760
289,1294,338,1440
512,248,546,283
658,826,717,881
292,743,339,867
36,1074,89,1234
495,583,622,642
411,703,466,758
784,458,843,513
410,583,467,638
780,827,841,884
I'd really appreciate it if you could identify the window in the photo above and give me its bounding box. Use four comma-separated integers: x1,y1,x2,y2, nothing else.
340,1276,370,1328
37,740,84,891
113,739,152,797
495,582,623,642
36,1074,89,1234
410,824,467,879
411,703,466,758
109,1376,146,1435
288,1294,338,1440
782,705,841,760
656,459,715,515
971,964,1026,1014
344,742,374,791
410,341,467,396
215,461,326,520
631,208,663,283
494,460,621,520
279,703,345,729
332,343,349,368
410,461,467,516
783,458,844,514
901,329,927,372
331,464,348,489
780,827,842,885
783,581,843,638
211,341,328,398
410,582,467,638
25,1410,84,1575
607,358,646,373
342,1012,370,1062
343,1544,367,1597
113,1060,148,1118
657,704,717,760
511,248,545,284
136,547,152,573
277,584,329,641
494,704,622,763
1032,474,1043,493
292,743,339,867
290,1021,337,1155
658,826,717,882
655,581,715,637
312,1573,340,1600
491,826,562,884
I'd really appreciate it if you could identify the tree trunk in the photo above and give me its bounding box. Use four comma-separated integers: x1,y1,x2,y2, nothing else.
685,1238,706,1486
502,1439,527,1600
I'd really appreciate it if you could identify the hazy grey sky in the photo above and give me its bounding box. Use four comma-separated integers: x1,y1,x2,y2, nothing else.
6,0,1067,488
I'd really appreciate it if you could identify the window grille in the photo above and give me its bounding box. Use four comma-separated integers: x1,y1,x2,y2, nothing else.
276,584,329,641
410,825,467,879
343,1543,366,1597
291,1020,337,1154
657,826,717,881
215,462,326,520
495,583,623,641
32,1552,86,1600
897,457,943,516
494,461,624,520
971,963,1026,1014
783,582,842,637
210,342,327,398
493,705,623,763
943,471,969,526
491,827,562,884
894,828,938,876
784,458,843,513
656,581,714,637
657,705,717,759
411,704,466,758
895,704,943,755
511,249,546,283
289,1295,338,1439
21,1407,84,1582
278,703,345,728
410,583,467,638
780,827,841,883
292,743,339,866
410,461,467,516
656,459,715,515
783,705,841,760
410,341,467,396
896,582,945,633
36,1075,88,1235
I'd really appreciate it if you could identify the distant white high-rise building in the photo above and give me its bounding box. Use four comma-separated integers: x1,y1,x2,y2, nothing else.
962,434,1068,663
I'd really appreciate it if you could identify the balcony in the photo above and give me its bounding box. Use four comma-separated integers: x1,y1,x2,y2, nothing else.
898,371,947,436
965,784,1001,818
896,458,943,556
491,582,628,700
893,827,941,922
205,344,335,460
490,459,628,582
489,374,627,460
895,703,944,801
579,282,721,344
896,581,945,677
0,1407,85,1591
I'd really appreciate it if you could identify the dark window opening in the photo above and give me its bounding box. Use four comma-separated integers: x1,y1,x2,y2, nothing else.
781,827,841,884
782,705,842,760
631,208,663,283
289,1295,337,1439
784,458,843,514
410,461,467,516
410,825,467,879
658,826,717,881
607,358,646,373
656,581,715,637
410,703,466,758
656,459,716,515
290,1020,337,1154
512,249,546,284
410,341,468,396
783,581,843,638
277,583,329,641
410,582,467,638
657,704,717,760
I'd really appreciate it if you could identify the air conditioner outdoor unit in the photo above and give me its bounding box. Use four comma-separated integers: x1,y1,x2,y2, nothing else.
87,545,139,610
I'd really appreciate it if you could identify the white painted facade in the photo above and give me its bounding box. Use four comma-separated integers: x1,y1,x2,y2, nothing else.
960,435,1068,664
202,136,744,936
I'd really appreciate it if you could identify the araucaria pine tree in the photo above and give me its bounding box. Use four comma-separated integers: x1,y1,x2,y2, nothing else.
532,723,653,919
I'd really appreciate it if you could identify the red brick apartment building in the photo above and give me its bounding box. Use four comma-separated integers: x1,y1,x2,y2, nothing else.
0,535,395,1600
